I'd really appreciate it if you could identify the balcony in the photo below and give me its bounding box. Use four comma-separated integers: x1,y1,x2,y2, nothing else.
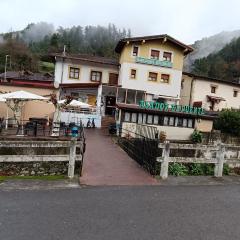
135,56,173,68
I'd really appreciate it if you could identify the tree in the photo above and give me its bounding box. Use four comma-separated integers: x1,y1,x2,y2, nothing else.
214,110,240,136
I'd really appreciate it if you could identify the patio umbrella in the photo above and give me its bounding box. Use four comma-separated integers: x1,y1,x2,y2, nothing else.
0,90,48,134
58,99,91,108
0,90,47,101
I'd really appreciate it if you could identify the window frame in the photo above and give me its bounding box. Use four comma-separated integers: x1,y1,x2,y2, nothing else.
130,69,137,79
163,51,172,62
233,90,238,97
90,70,102,82
69,66,80,79
211,85,217,94
150,49,160,60
148,72,158,82
132,45,139,57
160,74,170,84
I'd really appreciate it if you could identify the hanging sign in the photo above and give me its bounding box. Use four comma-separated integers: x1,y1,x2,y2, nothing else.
139,100,205,115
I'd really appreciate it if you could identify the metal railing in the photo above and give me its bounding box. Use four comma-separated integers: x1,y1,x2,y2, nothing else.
117,126,160,175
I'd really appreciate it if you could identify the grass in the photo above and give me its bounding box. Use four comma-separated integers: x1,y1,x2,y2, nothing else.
0,175,67,182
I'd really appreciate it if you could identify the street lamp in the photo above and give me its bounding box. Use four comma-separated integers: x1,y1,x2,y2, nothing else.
4,55,10,81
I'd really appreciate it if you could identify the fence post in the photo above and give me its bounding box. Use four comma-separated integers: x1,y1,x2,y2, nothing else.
160,141,170,179
214,142,224,177
68,139,77,179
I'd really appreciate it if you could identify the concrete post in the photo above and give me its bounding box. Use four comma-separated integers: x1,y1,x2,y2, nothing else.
68,139,77,179
160,141,170,179
214,142,224,177
96,84,102,115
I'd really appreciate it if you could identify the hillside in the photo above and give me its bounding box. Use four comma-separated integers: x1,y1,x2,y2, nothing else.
191,36,240,81
0,22,130,73
184,30,240,72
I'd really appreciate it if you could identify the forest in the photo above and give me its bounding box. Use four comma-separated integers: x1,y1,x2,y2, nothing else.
0,22,131,73
192,36,240,82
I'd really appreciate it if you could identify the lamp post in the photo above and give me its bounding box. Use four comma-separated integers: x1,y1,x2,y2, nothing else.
4,55,10,82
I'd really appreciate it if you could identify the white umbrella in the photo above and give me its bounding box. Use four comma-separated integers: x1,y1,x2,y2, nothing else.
58,99,91,108
0,90,48,134
0,90,47,100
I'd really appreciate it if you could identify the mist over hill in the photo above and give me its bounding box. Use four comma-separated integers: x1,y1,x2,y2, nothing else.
184,30,240,72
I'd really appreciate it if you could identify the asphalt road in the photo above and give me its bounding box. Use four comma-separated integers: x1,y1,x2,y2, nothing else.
1,185,240,240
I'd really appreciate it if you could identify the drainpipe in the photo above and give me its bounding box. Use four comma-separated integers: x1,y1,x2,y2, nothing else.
189,77,195,106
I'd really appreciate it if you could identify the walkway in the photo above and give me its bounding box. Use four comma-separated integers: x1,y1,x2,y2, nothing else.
80,129,158,186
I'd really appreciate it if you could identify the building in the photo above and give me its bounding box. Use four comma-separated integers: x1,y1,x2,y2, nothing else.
0,71,56,121
181,72,240,111
116,34,193,104
51,34,216,139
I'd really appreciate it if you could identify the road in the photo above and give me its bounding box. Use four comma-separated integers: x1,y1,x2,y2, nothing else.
1,185,240,240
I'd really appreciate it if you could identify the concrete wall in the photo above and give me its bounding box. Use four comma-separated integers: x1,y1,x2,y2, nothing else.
195,119,213,132
122,122,194,140
54,61,119,85
0,85,56,121
179,74,193,106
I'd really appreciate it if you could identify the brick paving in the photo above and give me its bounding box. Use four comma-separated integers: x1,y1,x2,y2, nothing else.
80,129,159,186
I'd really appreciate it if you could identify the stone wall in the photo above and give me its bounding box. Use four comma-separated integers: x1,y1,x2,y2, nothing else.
0,161,81,176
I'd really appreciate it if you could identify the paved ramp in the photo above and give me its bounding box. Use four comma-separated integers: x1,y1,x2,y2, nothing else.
80,129,158,186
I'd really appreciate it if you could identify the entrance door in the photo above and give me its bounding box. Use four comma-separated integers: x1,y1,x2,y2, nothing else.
109,73,118,86
105,96,116,115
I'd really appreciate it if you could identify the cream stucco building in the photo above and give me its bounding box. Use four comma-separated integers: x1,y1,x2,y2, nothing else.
180,72,240,111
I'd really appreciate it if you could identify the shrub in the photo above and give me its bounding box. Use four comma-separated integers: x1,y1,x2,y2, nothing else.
169,163,188,176
223,164,230,175
214,110,240,136
191,130,202,143
189,163,205,175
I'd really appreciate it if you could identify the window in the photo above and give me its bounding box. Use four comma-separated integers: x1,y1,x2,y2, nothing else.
90,71,102,82
71,92,79,97
233,90,238,97
183,118,188,127
142,114,147,124
132,46,139,56
132,113,137,123
130,69,137,79
138,113,143,124
188,119,193,128
163,116,169,126
150,50,160,59
69,67,80,79
169,117,175,126
148,72,158,81
163,52,172,61
147,115,153,124
211,86,217,93
153,115,159,125
160,74,170,83
177,117,183,127
124,112,130,122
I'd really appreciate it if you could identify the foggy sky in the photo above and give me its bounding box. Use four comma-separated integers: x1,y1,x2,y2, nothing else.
1,0,240,44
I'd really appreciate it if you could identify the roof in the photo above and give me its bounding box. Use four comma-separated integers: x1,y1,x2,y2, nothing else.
115,34,194,55
50,53,119,67
0,71,53,82
116,103,216,120
183,72,240,87
60,83,100,89
207,95,226,101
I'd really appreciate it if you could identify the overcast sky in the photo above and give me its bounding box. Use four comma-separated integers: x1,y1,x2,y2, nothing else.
1,0,240,44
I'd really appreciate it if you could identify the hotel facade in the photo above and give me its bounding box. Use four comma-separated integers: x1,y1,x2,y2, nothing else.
51,34,216,140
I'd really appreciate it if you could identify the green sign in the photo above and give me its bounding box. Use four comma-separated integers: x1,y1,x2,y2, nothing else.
139,100,205,115
136,56,173,68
